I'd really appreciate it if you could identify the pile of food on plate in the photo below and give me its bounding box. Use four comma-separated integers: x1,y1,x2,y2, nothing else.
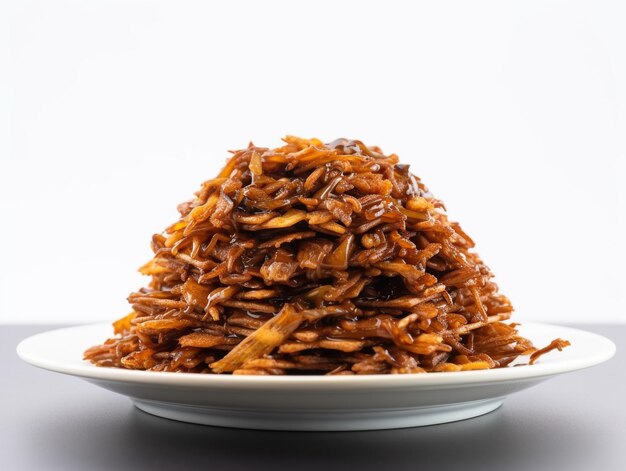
85,136,568,374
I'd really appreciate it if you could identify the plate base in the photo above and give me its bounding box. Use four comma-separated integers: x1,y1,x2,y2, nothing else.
133,397,505,431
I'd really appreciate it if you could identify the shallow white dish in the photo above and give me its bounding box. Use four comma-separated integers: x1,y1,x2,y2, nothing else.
17,322,614,431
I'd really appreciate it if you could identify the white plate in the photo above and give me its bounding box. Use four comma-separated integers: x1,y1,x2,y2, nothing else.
17,322,615,431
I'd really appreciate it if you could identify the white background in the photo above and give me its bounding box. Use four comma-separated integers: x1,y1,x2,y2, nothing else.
1,0,624,324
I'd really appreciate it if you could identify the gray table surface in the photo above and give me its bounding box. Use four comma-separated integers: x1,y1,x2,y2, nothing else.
1,324,623,471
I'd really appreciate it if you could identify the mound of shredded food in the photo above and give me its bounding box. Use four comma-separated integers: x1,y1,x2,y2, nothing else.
85,136,569,374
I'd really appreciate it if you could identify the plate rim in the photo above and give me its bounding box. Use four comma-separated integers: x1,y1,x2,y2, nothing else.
16,322,616,389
